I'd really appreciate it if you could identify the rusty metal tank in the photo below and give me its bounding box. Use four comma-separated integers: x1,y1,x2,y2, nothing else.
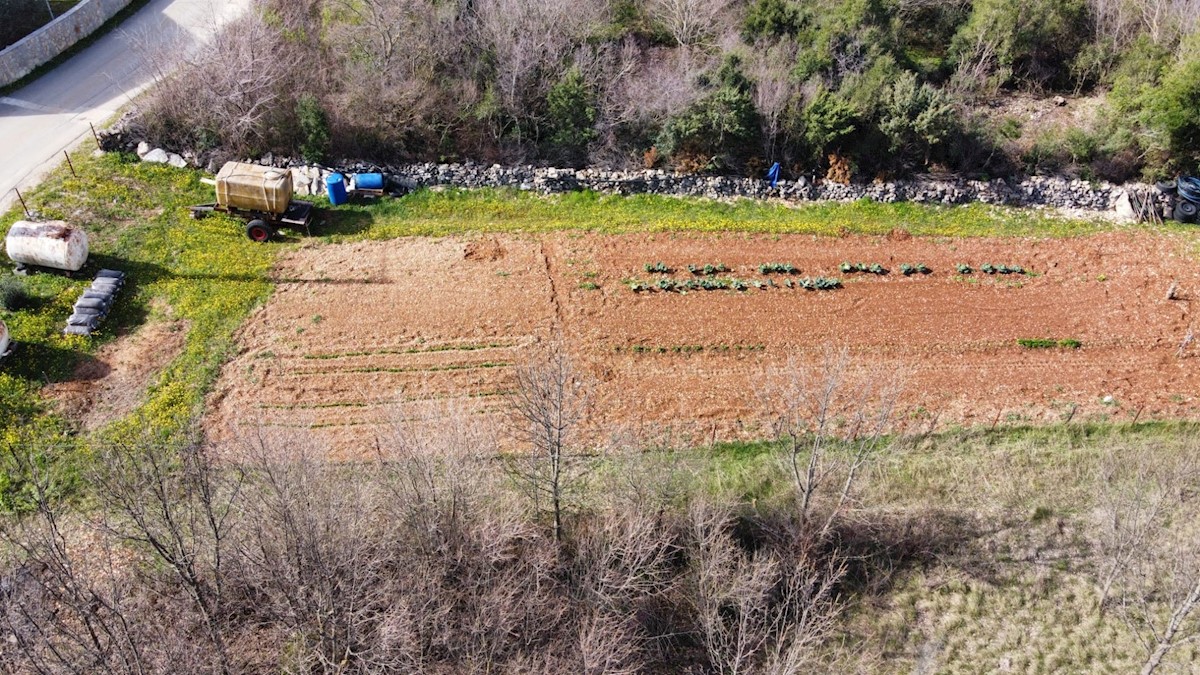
5,221,89,272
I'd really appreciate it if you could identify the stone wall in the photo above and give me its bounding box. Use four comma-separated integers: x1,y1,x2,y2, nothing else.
280,160,1158,219
0,0,134,87
107,127,1166,219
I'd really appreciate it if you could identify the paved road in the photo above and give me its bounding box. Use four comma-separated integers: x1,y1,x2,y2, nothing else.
0,0,251,215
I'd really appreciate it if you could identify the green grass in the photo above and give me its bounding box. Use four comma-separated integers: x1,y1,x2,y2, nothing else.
317,188,1132,241
0,152,1189,510
1018,338,1083,349
0,152,276,508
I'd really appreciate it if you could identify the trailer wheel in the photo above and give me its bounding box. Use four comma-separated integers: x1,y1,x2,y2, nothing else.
190,209,206,220
246,220,273,242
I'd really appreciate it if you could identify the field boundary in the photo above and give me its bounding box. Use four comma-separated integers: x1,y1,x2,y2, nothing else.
0,0,133,87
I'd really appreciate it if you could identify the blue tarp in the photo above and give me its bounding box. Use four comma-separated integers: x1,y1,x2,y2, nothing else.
1179,176,1200,204
766,162,781,187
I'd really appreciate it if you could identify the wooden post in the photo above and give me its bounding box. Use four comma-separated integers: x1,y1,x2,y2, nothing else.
14,189,29,218
89,122,102,150
64,151,76,177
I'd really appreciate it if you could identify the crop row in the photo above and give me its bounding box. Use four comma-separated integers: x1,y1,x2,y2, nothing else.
840,262,888,275
956,263,1028,275
614,343,767,354
627,276,842,292
1018,338,1081,349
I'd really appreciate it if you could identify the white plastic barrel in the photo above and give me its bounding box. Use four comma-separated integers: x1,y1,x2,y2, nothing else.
0,319,9,357
5,221,89,272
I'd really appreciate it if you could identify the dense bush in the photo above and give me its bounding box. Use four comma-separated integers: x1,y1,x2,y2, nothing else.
132,0,1200,179
0,429,948,673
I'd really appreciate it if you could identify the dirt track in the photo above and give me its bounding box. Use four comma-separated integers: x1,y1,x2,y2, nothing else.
205,230,1200,455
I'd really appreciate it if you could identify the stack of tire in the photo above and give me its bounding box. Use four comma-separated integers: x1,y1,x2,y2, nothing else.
64,269,126,336
1161,177,1200,223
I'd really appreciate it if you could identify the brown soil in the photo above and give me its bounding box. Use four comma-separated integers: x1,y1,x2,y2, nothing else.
206,231,1200,455
47,321,188,430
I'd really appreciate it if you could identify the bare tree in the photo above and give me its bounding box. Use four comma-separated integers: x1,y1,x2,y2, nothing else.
470,0,609,139
137,13,293,153
506,343,591,542
748,38,800,162
757,348,901,540
645,0,734,48
687,501,844,674
1094,446,1200,674
89,435,243,675
327,0,462,78
0,439,154,674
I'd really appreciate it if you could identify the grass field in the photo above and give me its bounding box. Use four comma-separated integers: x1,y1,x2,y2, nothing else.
3,153,1200,670
319,185,1129,241
1,152,1140,471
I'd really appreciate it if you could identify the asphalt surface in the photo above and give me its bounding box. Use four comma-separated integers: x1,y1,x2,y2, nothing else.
0,0,251,215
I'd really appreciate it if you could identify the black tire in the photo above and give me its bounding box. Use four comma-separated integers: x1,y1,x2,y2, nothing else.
246,220,273,242
190,209,206,220
1174,201,1198,223
1156,180,1178,195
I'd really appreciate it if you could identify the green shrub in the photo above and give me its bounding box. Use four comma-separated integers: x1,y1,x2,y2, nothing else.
796,89,858,160
741,0,806,40
879,72,957,165
1144,36,1200,174
0,276,30,311
658,55,759,169
952,0,1089,91
546,68,597,162
296,94,330,164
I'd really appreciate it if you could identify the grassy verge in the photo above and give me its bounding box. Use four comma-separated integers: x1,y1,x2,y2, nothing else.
0,151,275,508
678,421,1200,671
317,187,1146,241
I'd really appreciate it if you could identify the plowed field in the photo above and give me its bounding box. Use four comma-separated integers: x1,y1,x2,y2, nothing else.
206,230,1200,455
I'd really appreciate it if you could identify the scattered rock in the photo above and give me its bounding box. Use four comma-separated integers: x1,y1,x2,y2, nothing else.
141,148,169,164
136,141,150,157
1113,190,1136,223
167,153,187,168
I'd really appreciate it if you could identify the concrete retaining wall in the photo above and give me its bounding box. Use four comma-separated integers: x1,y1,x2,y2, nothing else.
0,0,134,87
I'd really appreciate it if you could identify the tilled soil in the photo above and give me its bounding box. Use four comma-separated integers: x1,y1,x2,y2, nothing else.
206,230,1200,455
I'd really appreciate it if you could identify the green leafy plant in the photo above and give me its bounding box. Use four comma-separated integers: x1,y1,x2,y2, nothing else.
644,262,671,274
1018,338,1082,349
0,276,31,311
759,262,798,274
296,94,331,164
956,263,973,274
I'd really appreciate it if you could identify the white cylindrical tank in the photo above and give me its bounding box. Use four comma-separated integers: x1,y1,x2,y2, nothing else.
0,319,9,357
5,221,89,272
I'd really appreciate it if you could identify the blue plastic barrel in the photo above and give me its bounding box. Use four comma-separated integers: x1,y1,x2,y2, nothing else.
355,173,384,191
326,173,348,205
